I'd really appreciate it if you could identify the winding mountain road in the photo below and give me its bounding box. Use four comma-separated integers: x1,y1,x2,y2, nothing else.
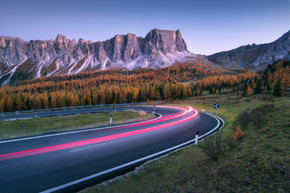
0,105,224,193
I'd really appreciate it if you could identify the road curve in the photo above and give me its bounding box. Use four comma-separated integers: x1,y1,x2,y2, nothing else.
0,106,224,193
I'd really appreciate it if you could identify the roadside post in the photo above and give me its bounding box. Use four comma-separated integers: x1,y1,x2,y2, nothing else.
110,114,112,124
153,103,156,114
195,130,199,145
112,104,115,123
202,101,205,112
214,103,219,115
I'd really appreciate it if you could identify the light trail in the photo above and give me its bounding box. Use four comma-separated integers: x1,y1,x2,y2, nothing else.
104,105,189,131
0,106,198,161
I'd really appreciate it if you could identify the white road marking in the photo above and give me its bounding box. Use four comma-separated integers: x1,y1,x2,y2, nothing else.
0,112,163,144
40,113,224,193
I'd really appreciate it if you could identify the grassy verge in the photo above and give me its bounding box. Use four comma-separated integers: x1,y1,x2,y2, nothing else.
0,111,155,140
81,94,289,193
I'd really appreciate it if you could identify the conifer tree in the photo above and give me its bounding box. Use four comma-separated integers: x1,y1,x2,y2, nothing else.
254,80,262,94
273,79,282,96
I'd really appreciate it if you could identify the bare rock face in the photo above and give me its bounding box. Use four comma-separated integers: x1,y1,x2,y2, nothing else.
207,30,290,69
144,29,186,54
0,29,200,85
123,33,142,62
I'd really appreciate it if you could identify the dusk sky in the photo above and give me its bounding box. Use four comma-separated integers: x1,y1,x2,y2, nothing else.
0,0,289,55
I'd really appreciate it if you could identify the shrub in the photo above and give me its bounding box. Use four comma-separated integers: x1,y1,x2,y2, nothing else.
250,104,274,128
251,110,266,128
233,126,245,140
225,136,237,149
237,104,274,130
202,132,225,160
237,112,251,130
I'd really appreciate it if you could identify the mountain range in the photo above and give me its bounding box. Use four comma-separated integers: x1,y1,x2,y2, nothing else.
207,30,290,70
0,29,213,85
0,29,289,85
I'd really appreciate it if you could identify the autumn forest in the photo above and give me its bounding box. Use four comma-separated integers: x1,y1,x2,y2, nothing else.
0,60,289,112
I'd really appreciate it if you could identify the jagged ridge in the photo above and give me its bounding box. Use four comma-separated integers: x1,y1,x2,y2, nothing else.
0,29,208,85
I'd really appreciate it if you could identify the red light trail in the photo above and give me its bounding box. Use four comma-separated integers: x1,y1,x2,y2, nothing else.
0,106,198,161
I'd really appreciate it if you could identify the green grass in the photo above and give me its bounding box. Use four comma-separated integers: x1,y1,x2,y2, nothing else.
171,93,288,137
0,111,155,140
81,94,289,193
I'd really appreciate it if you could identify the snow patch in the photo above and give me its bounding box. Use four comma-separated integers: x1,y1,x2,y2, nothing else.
124,56,141,70
1,58,27,86
101,58,109,70
47,60,62,76
74,55,93,74
36,58,53,78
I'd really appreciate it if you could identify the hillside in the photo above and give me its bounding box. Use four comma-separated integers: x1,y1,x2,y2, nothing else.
0,61,258,112
81,93,289,193
207,30,290,70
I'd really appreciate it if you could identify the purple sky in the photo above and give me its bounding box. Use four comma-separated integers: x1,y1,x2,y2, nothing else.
0,0,289,55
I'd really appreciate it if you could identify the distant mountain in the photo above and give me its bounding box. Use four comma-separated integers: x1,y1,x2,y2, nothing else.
207,30,290,70
0,29,211,85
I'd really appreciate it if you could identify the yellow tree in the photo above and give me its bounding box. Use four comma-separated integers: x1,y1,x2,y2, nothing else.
132,87,139,102
247,85,253,95
0,98,5,112
42,93,49,109
33,95,42,110
164,83,172,99
50,94,57,108
92,91,98,105
98,88,106,104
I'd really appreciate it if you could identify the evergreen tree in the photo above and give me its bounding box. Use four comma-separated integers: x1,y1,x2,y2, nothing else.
266,82,271,91
242,82,247,97
209,86,213,94
254,80,262,94
273,79,282,96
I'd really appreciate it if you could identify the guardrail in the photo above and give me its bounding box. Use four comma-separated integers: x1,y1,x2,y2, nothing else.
0,103,147,116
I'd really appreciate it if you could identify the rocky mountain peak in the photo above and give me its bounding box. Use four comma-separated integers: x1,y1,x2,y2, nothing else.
0,37,6,47
54,34,71,49
0,29,205,85
55,34,67,43
145,29,187,54
77,38,86,45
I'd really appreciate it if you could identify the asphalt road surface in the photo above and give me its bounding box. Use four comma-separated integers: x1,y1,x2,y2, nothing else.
0,105,224,193
0,106,146,121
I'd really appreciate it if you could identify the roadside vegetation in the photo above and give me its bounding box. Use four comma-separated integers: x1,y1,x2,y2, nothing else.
0,60,288,115
81,93,289,193
0,58,288,192
0,110,154,140
0,62,256,113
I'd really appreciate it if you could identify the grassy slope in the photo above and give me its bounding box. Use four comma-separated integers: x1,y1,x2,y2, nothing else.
81,93,289,193
0,111,155,140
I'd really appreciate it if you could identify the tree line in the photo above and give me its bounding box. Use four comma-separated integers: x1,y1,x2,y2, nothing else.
5,62,227,94
0,71,258,112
